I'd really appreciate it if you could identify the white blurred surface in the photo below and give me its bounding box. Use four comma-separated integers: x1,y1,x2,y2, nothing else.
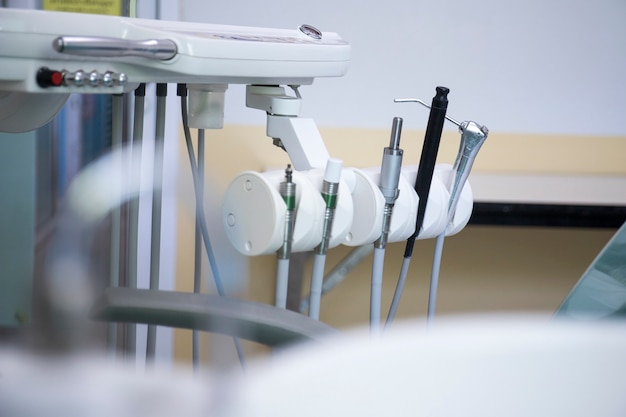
3,316,626,416
231,315,626,417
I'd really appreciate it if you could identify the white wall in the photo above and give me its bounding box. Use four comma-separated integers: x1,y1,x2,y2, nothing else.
179,0,626,136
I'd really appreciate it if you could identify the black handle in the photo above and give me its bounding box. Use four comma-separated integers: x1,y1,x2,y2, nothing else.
405,86,449,257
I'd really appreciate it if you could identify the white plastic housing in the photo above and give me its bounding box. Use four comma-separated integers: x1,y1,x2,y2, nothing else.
435,164,474,236
222,168,353,256
222,171,286,256
266,116,330,171
342,168,385,246
399,165,447,240
187,84,227,129
223,163,474,256
302,167,353,249
360,167,418,243
0,8,350,95
391,165,472,240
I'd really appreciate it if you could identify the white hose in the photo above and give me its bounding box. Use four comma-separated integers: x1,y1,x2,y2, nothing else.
275,258,290,309
299,244,372,313
308,253,327,320
385,256,412,327
427,232,446,323
370,247,385,334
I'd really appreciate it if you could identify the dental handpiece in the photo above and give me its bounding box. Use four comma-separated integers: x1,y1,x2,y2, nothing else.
309,158,342,319
275,164,297,309
446,121,489,223
316,158,342,255
278,165,297,260
375,117,404,249
426,120,488,324
371,118,404,333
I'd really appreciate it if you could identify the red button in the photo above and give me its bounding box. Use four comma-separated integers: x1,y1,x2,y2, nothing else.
51,71,64,86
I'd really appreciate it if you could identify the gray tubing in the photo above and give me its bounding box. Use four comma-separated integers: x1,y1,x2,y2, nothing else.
300,245,373,313
385,256,411,327
146,89,167,361
370,247,385,334
108,93,125,353
427,233,446,324
192,129,205,369
92,287,337,348
308,254,326,320
125,91,145,356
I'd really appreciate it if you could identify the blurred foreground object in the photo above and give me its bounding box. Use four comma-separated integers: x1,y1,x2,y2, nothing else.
2,316,626,416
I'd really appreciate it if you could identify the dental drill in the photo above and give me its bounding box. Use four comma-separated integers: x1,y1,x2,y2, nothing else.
428,121,488,322
371,118,404,333
309,158,343,320
386,87,450,326
275,165,297,309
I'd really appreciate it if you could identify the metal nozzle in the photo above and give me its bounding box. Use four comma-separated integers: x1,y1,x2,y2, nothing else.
379,117,404,205
285,164,293,182
389,117,403,149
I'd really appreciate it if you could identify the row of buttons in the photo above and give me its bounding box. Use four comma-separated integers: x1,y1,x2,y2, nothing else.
37,67,127,88
64,69,127,87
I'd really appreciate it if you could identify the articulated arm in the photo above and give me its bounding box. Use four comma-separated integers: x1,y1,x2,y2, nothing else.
246,85,330,171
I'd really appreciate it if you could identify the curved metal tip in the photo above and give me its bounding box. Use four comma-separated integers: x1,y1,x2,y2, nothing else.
394,98,461,127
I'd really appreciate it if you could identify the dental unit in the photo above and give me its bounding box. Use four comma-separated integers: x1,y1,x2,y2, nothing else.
0,7,486,360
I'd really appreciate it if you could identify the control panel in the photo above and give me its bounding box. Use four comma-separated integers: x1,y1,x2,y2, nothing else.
36,67,128,89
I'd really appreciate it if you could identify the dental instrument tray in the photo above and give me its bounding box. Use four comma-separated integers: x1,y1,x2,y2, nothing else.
0,8,351,94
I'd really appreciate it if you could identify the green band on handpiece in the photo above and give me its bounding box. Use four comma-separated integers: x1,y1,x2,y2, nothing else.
283,195,296,210
323,193,337,208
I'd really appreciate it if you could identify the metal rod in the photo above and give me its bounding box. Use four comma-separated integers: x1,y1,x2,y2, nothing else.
53,36,177,61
